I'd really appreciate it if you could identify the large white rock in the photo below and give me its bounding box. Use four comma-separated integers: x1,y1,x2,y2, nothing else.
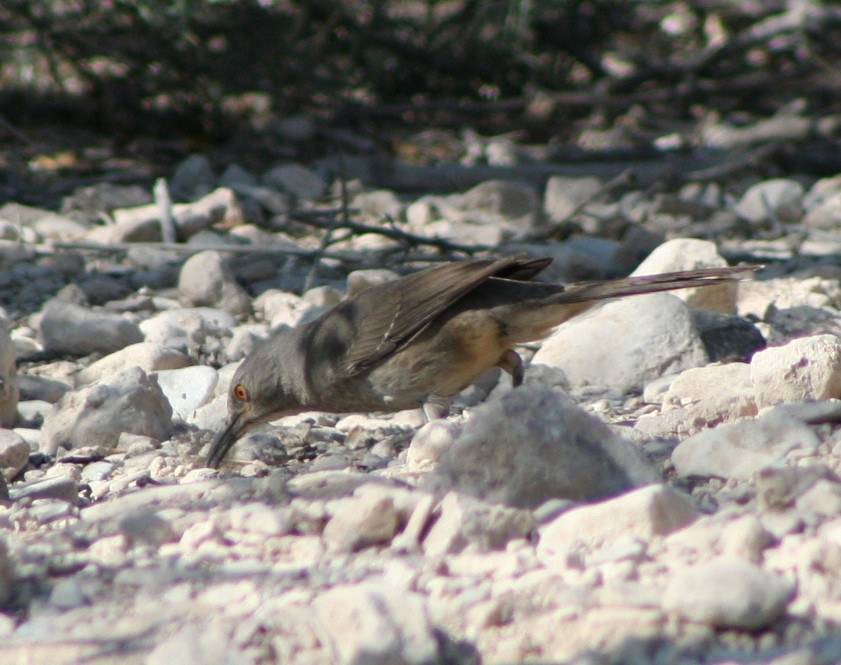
530,293,708,395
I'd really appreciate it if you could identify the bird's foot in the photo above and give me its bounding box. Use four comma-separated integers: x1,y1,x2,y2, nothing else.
496,349,524,387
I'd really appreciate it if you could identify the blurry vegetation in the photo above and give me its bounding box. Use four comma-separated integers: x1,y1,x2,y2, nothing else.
1,0,841,141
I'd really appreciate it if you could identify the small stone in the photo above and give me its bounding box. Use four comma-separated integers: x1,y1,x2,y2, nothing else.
219,163,258,189
322,488,401,552
544,175,604,223
9,476,79,503
186,393,228,433
178,250,251,316
406,420,462,471
78,275,130,305
269,115,317,142
102,187,241,243
49,578,86,609
691,309,766,362
750,334,841,408
767,306,841,346
225,501,292,536
738,275,841,320
154,366,218,420
253,290,314,327
803,191,841,230
314,584,438,665
562,236,620,273
146,623,233,665
458,179,540,230
17,374,70,403
177,188,244,238
422,492,535,557
264,163,326,200
719,514,772,562
302,285,342,308
659,363,758,430
662,558,792,629
80,460,116,482
0,429,29,481
735,178,804,225
170,154,216,200
119,510,176,545
537,484,698,558
39,301,143,356
77,342,192,385
139,308,236,353
116,432,160,454
0,241,35,270
224,323,269,362
671,406,820,481
351,189,403,220
346,269,400,297
41,366,173,454
18,399,50,426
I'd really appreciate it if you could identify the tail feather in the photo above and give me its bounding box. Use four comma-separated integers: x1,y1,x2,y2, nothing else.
550,265,760,305
496,264,761,344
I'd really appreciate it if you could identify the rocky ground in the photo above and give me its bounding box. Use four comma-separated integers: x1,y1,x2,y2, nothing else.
1,151,841,664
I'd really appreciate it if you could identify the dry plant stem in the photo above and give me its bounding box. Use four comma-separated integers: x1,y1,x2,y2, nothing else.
47,241,352,260
687,145,782,181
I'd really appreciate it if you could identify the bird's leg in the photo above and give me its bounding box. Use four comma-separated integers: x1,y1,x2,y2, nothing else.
496,349,524,387
423,396,451,421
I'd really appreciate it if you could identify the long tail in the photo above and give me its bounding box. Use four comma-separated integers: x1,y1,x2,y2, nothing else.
549,265,760,305
497,264,761,343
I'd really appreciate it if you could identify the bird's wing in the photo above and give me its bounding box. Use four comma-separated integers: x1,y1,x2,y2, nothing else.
341,255,551,375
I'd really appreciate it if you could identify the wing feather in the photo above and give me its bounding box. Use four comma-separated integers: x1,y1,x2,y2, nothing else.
342,256,550,374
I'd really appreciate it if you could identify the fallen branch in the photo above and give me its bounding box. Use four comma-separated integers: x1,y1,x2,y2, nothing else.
298,214,492,255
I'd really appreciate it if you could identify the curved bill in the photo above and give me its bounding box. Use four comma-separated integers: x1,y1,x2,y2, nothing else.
206,412,245,469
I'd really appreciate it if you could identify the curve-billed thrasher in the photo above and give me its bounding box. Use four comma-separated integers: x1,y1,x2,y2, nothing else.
206,255,756,467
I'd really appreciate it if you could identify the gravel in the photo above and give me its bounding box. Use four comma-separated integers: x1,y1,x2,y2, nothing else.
3,156,841,664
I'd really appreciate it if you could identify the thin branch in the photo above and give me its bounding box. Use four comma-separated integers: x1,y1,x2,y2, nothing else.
299,214,492,255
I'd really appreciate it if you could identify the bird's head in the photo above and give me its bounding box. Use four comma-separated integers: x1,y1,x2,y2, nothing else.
205,329,306,468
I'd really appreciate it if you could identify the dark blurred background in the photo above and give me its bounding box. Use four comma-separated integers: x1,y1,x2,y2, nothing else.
2,1,840,180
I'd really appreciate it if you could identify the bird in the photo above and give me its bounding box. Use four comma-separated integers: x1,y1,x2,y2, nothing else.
205,255,758,468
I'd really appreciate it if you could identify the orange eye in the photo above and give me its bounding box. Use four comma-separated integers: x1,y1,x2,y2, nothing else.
233,384,249,401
